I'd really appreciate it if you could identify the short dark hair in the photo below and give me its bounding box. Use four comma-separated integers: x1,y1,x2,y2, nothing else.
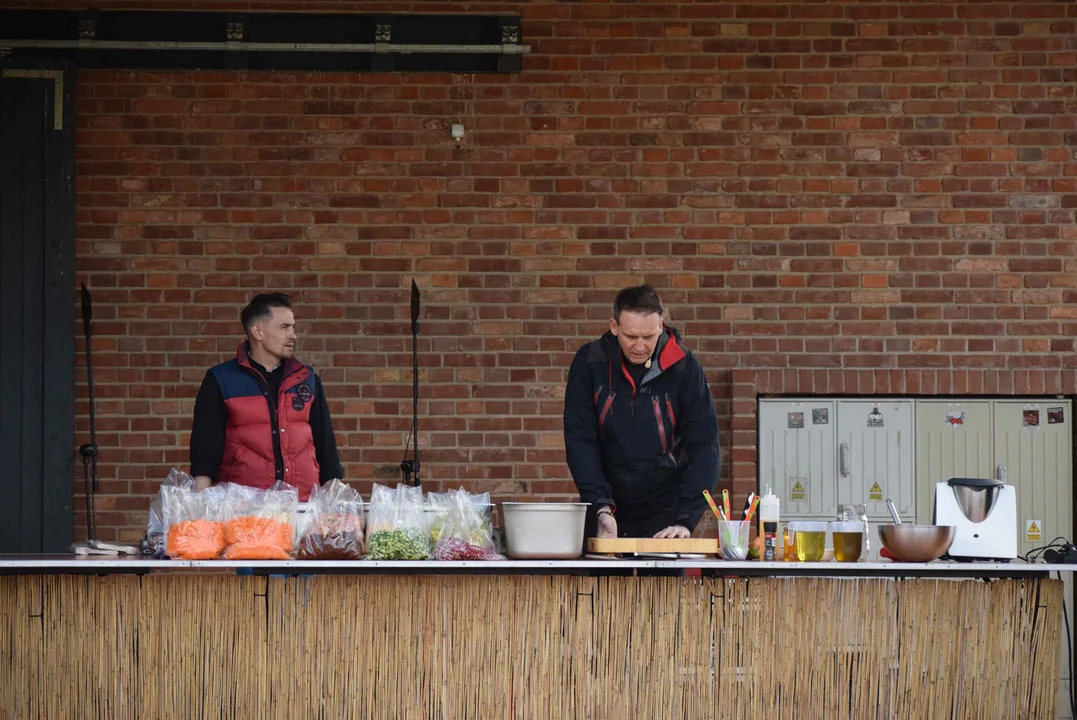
613,285,663,322
241,292,292,333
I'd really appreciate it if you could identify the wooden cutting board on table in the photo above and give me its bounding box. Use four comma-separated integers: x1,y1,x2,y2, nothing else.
587,537,720,555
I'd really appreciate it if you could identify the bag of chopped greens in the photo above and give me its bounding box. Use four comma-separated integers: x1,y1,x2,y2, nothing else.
366,483,429,560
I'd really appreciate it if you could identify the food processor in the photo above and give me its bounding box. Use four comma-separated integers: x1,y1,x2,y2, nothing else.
933,477,1017,560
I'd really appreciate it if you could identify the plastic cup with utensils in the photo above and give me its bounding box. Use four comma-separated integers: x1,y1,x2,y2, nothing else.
717,520,750,560
831,520,864,563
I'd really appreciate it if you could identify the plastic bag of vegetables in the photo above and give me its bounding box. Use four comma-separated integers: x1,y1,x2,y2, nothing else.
366,483,429,560
297,479,365,560
431,489,503,561
163,479,228,560
222,482,298,560
148,468,194,558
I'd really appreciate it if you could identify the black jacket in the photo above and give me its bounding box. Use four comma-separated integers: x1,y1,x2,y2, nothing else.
563,326,720,535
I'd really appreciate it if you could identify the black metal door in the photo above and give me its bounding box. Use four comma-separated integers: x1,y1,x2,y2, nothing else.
0,64,74,553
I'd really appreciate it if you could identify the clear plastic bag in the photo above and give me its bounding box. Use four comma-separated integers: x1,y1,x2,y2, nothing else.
163,475,228,560
425,491,451,544
147,468,194,558
297,480,365,559
431,489,504,561
222,482,298,560
365,483,429,560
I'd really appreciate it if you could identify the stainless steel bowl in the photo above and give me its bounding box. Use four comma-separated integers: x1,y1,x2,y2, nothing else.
951,484,1000,523
878,524,955,562
501,502,588,559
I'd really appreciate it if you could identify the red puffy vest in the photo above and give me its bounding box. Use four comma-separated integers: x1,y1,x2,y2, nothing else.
210,343,320,501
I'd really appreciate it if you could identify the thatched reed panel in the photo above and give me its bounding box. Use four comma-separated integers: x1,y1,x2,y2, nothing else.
0,573,1063,719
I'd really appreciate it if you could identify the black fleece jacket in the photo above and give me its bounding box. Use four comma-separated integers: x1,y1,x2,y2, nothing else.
563,326,721,535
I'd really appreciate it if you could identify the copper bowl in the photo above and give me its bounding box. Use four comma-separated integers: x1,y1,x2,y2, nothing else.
878,524,956,562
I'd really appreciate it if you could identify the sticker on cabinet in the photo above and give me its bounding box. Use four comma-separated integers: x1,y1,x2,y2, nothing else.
790,480,806,502
1026,520,1042,543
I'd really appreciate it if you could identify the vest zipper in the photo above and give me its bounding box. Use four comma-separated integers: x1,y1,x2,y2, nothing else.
246,366,285,484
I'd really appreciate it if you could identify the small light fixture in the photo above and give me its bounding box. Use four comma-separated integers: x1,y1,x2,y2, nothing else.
451,123,464,146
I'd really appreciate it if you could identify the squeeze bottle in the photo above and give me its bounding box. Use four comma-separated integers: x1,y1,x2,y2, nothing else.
759,486,780,562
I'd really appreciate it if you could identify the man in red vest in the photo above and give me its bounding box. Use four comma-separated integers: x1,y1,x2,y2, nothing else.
190,292,344,501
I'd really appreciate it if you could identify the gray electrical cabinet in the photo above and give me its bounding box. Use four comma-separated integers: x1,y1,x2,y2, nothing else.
758,398,914,561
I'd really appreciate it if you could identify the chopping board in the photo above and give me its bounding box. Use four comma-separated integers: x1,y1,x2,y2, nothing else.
587,537,720,555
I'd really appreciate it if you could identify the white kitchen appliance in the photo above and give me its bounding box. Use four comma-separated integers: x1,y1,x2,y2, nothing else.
934,477,1018,560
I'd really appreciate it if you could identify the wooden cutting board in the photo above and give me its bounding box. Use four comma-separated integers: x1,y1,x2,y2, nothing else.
586,537,720,555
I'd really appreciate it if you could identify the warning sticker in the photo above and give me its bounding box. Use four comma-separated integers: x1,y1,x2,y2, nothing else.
945,410,965,429
868,482,883,502
788,412,804,429
1048,407,1064,425
1023,409,1040,427
790,480,806,502
867,407,884,428
812,408,829,425
1026,520,1042,543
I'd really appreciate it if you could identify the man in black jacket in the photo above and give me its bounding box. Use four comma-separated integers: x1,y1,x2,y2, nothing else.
563,285,720,539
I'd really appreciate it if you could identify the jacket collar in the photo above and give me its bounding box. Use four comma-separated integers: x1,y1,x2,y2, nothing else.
600,324,687,375
236,341,304,378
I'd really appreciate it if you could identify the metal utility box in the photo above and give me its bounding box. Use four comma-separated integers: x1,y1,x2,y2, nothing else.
835,400,915,521
991,400,1072,559
758,398,914,562
758,398,914,523
757,399,837,518
913,400,994,526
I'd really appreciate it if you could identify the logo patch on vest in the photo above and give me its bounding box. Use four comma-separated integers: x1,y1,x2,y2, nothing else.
292,383,313,410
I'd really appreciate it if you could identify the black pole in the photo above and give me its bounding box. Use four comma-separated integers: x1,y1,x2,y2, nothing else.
79,284,99,540
410,280,420,488
401,280,421,487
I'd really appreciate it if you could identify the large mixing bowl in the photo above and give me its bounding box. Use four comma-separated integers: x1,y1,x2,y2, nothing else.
501,502,588,559
878,524,956,562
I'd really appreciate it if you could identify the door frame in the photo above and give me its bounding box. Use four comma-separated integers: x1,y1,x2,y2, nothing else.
0,57,75,551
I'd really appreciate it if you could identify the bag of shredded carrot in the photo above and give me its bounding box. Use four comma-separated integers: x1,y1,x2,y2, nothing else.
148,468,194,558
163,481,228,560
222,482,298,560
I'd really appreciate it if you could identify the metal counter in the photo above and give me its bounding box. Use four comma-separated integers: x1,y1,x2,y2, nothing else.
0,554,1071,578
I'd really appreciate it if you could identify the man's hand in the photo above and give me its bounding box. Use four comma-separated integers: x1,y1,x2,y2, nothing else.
596,507,618,538
193,475,212,492
653,525,690,539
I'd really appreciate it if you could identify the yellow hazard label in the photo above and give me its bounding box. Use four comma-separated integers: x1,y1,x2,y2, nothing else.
868,482,883,501
1026,520,1042,543
790,481,806,502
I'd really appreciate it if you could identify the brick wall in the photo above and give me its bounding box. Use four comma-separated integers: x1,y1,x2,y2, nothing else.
56,0,1077,540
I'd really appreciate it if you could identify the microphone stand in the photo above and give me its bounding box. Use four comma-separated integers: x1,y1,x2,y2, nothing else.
73,284,103,552
75,286,138,556
400,280,421,487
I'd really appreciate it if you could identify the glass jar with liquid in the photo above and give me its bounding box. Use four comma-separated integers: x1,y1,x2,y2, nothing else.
838,503,870,561
788,521,827,562
831,521,864,563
